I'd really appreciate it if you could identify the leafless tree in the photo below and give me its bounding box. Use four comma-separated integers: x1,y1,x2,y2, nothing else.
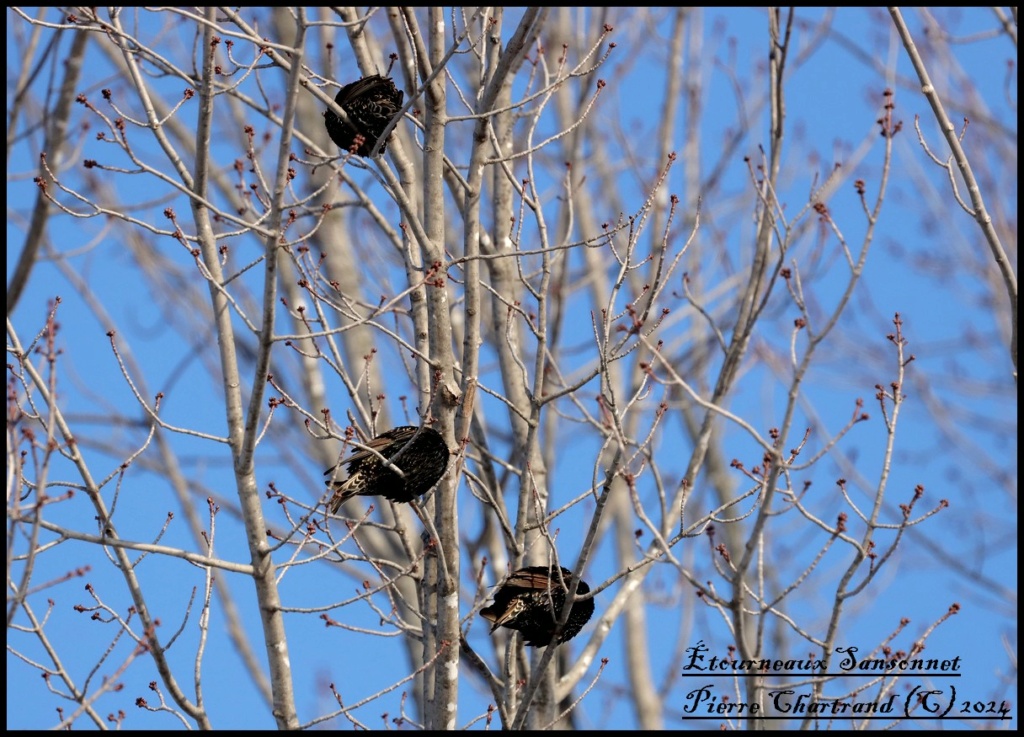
7,7,1016,730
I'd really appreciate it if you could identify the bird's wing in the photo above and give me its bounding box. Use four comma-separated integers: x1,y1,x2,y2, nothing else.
334,74,387,105
323,427,417,476
503,567,562,591
481,598,524,630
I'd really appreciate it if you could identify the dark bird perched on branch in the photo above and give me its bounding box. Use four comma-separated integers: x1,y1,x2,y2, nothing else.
324,426,449,513
324,74,404,156
481,566,595,647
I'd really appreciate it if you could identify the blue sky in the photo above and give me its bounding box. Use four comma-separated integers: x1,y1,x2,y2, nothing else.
7,7,1017,730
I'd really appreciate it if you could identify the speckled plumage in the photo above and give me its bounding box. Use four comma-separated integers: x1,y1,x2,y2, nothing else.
325,426,449,512
324,74,404,156
481,566,595,647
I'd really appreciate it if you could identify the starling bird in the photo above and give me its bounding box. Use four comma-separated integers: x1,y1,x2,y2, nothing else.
324,74,404,156
481,566,595,647
324,426,449,513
